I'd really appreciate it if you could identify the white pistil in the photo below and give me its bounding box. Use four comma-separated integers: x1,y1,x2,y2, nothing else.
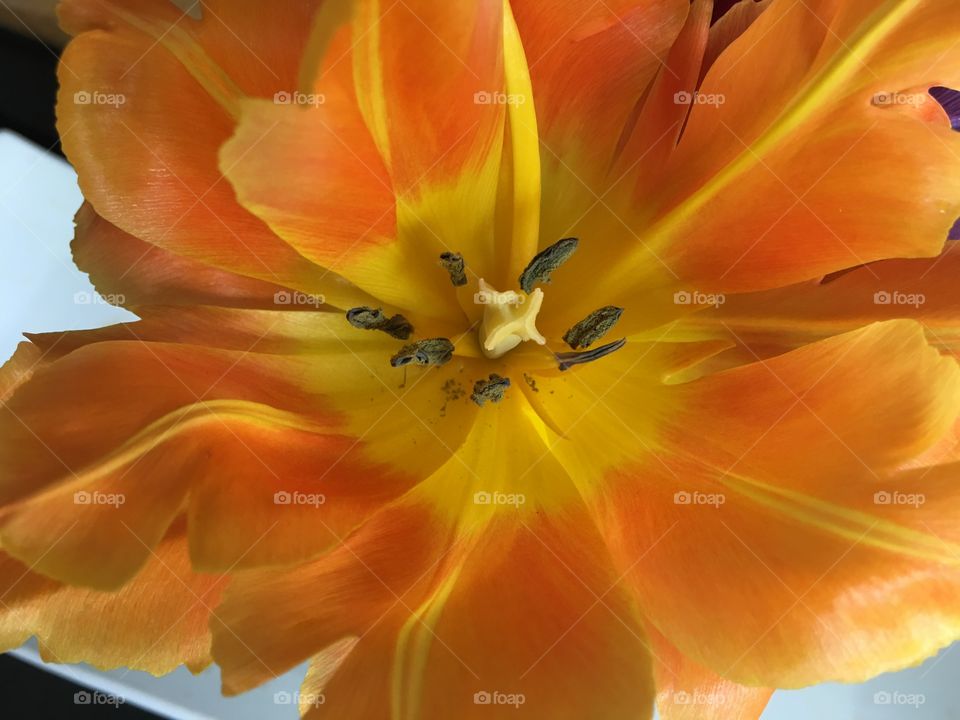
477,278,546,359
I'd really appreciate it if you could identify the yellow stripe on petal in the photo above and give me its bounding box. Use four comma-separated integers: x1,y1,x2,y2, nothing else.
497,0,541,284
392,558,468,720
351,0,392,170
298,0,355,96
635,0,924,260
105,4,244,119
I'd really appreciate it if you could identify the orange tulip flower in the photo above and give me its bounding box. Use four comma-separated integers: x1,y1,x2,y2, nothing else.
3,0,960,717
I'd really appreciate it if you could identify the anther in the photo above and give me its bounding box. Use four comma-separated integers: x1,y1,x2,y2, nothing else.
471,374,510,406
439,252,468,287
390,338,455,368
518,237,579,293
556,338,626,371
563,306,623,349
346,307,414,340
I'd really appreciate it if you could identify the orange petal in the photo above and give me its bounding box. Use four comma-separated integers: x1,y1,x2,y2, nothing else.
223,0,508,315
700,0,772,81
512,0,688,183
212,499,447,694
57,0,359,304
71,204,366,311
0,521,225,674
513,0,689,290
604,0,960,298
215,498,657,719
695,243,960,359
0,329,450,586
648,623,772,720
616,0,714,193
604,322,960,686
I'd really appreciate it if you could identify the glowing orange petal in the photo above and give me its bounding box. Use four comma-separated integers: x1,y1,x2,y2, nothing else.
0,521,224,674
648,623,772,720
700,0,772,80
698,243,960,358
604,0,960,298
215,500,656,719
605,322,960,686
0,331,436,586
222,0,508,315
57,0,352,300
71,204,334,310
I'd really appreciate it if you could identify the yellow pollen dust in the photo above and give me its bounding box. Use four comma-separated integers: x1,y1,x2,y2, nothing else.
477,278,546,359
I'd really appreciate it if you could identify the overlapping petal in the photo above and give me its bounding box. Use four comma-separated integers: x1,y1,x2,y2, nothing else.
601,0,960,307
0,307,481,588
0,520,224,674
57,0,367,310
214,405,656,718
604,322,960,686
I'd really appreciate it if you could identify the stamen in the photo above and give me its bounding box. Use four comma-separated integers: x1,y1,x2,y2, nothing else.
390,338,455,367
563,306,623,349
346,306,414,340
518,237,579,293
439,252,468,287
556,338,627,371
471,374,510,406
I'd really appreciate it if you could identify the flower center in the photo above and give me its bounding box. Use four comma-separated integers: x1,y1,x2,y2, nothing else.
476,279,546,359
342,237,630,407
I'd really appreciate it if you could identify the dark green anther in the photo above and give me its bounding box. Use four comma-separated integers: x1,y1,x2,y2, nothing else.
563,306,623,349
518,237,579,293
556,338,626,371
471,374,511,406
390,338,455,368
439,252,468,287
346,306,413,340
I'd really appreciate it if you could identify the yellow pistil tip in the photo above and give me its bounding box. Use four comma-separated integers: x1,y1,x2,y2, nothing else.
477,278,546,359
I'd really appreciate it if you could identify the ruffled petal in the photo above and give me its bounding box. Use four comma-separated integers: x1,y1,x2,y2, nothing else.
690,243,960,361
72,204,375,311
57,0,362,305
222,0,507,317
0,308,478,585
214,493,656,719
648,624,772,720
603,0,960,301
0,520,224,674
603,322,960,686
